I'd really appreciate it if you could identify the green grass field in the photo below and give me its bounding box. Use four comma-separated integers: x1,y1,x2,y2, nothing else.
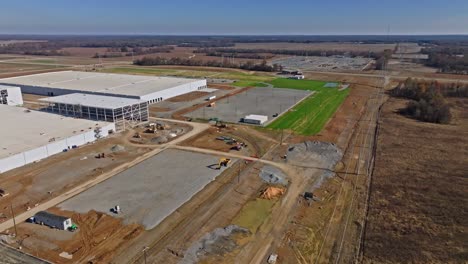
267,79,349,135
232,198,276,233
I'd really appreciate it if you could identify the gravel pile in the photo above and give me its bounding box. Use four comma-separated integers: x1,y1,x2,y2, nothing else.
180,225,249,264
151,136,168,144
259,165,288,186
287,141,343,187
110,144,125,152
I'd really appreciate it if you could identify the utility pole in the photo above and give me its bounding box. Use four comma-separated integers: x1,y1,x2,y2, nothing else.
143,246,149,264
10,203,17,238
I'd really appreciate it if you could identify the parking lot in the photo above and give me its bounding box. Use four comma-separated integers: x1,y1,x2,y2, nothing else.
272,56,373,72
59,149,234,230
184,87,312,125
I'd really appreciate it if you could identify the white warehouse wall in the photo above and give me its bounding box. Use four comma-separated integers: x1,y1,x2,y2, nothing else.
141,80,207,103
4,87,24,105
0,123,115,173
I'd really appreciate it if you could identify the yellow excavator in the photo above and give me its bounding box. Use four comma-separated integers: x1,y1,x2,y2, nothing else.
217,158,231,169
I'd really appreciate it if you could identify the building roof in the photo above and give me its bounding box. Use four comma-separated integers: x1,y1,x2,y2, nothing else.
245,114,268,120
0,104,112,159
39,93,145,109
0,71,204,97
35,211,70,222
0,84,20,90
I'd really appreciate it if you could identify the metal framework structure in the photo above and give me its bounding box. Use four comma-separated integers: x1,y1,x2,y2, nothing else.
44,101,149,131
0,89,8,105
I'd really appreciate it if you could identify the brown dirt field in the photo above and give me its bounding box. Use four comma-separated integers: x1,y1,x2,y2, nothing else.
180,125,279,157
362,97,468,264
166,91,208,102
15,208,144,264
234,42,396,53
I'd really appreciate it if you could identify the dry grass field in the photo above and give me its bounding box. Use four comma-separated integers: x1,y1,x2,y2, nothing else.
362,97,468,263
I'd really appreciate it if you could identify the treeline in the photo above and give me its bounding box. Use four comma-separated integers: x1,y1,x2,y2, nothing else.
133,57,283,72
0,42,68,55
202,51,273,60
421,45,468,74
391,78,468,124
194,47,381,59
93,46,175,58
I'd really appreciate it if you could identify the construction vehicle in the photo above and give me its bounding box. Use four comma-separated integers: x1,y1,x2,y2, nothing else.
133,132,142,138
68,224,78,232
208,102,216,107
215,120,227,128
217,158,231,169
0,188,9,197
145,126,156,133
231,143,243,151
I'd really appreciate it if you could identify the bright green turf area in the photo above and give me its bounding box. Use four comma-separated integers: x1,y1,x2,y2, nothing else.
232,80,269,87
267,79,349,135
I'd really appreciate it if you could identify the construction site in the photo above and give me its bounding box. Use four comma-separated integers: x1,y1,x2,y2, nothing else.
0,47,466,264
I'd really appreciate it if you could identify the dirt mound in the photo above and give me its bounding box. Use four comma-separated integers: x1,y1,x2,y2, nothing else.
260,186,285,199
259,165,288,186
110,144,125,152
180,225,250,264
151,136,168,144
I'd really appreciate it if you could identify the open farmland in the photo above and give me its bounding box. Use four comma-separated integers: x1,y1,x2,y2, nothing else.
267,79,349,135
362,97,468,263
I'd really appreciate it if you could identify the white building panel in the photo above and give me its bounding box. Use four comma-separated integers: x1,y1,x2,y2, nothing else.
0,105,116,173
0,85,23,106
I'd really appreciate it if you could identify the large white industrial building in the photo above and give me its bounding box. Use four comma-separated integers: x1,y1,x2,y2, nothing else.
0,104,115,173
40,93,149,130
0,85,23,106
0,71,207,104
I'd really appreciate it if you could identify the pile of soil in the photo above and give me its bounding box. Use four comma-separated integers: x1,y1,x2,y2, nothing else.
110,144,125,152
151,136,168,144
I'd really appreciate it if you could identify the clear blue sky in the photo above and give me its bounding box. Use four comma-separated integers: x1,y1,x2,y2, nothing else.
1,0,467,35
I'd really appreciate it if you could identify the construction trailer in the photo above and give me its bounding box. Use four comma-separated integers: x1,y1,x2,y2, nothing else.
33,211,72,230
242,114,269,125
40,93,149,131
0,71,207,105
0,85,23,106
0,104,115,173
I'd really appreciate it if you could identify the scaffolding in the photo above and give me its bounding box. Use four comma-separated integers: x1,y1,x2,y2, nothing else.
44,101,149,131
0,89,8,105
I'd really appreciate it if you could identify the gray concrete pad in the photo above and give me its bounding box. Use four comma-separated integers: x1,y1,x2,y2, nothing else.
184,87,312,125
59,149,234,230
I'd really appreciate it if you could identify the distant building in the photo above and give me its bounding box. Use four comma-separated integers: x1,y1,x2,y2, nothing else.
34,211,72,230
288,75,305,80
0,85,23,106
